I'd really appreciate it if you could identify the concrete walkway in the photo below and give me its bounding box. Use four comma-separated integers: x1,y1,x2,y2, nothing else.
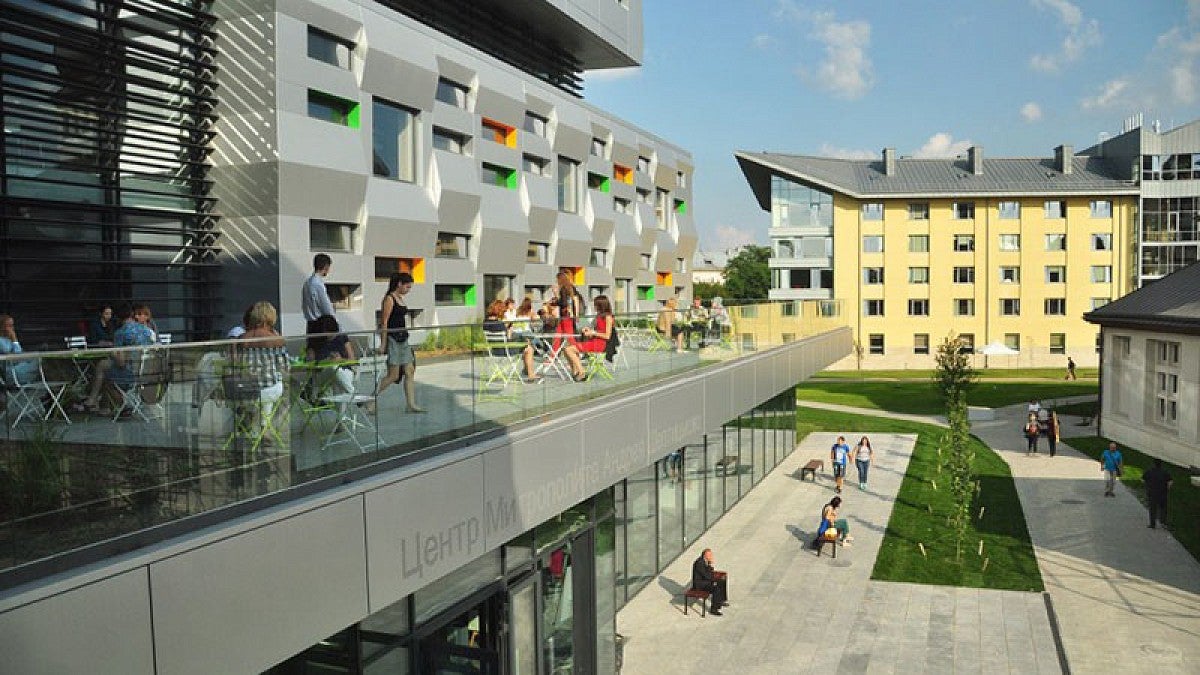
616,431,1060,674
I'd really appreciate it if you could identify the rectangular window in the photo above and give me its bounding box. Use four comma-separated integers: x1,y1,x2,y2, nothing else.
481,118,516,147
953,202,975,219
954,298,975,316
372,98,417,181
481,162,516,189
1091,265,1112,283
374,256,422,282
613,197,632,214
999,234,1020,251
863,267,885,284
863,300,885,316
868,334,884,355
959,334,976,353
640,253,652,270
1151,339,1181,425
1044,200,1066,219
522,154,550,177
587,172,610,192
907,299,929,316
558,156,579,212
999,266,1020,283
1045,266,1066,283
863,235,884,253
523,111,547,137
590,248,608,267
674,199,687,215
1044,298,1066,315
907,203,929,220
1000,298,1020,316
862,203,884,220
908,235,929,252
435,232,469,258
1045,234,1066,251
309,219,356,252
788,269,810,289
1091,297,1110,310
635,188,651,204
1090,200,1112,218
307,27,353,68
998,201,1021,219
1114,335,1131,357
675,257,686,273
591,137,608,158
527,241,549,263
308,90,359,127
435,78,468,108
637,155,651,173
908,267,929,284
819,269,834,289
655,188,671,229
677,170,687,188
326,283,361,311
435,284,474,306
1092,233,1111,250
953,266,975,283
614,164,634,184
1049,333,1066,354
637,285,654,301
914,333,930,354
1004,333,1021,351
953,235,975,252
432,127,468,154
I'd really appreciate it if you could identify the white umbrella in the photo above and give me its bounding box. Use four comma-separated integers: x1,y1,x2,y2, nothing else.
978,341,1019,356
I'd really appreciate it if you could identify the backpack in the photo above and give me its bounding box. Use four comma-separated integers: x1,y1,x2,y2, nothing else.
603,322,620,363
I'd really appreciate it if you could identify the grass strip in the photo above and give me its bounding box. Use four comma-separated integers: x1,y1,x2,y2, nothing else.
796,406,1044,591
796,380,1097,416
813,367,1097,380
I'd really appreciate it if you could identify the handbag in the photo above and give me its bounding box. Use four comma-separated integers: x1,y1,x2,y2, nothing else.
824,527,838,540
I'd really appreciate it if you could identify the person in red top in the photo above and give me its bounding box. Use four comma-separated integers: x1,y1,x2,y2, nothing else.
564,295,612,381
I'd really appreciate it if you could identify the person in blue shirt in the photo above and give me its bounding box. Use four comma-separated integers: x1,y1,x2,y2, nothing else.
831,435,851,494
1100,442,1124,498
0,314,41,386
77,303,157,413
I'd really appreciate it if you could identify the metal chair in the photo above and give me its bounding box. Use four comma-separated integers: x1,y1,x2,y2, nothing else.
478,329,525,394
5,357,71,427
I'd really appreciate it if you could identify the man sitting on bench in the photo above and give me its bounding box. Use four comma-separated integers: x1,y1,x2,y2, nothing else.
691,548,728,616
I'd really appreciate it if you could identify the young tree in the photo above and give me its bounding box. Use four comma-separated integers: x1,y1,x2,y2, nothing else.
722,245,771,300
692,281,726,301
934,334,978,561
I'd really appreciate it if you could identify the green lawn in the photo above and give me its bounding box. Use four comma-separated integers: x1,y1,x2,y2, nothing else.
814,367,1097,380
796,380,1097,415
1053,400,1098,417
1067,436,1199,565
795,407,1043,591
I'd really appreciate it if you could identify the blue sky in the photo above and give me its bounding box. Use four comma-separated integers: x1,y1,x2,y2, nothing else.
585,0,1200,251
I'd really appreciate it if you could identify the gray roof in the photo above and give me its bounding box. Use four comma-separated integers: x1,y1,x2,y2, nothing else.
736,151,1139,209
1085,261,1200,334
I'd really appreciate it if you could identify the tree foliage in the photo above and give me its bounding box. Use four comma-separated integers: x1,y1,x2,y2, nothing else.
692,281,726,301
934,334,979,562
722,245,771,301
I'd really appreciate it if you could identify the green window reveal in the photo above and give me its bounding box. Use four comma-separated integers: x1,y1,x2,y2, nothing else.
435,284,476,306
587,172,610,193
637,286,654,301
674,199,687,214
307,89,359,128
482,163,517,189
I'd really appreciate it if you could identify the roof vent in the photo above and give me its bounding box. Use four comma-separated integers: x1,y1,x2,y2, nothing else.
883,147,896,176
1055,144,1073,175
968,146,983,175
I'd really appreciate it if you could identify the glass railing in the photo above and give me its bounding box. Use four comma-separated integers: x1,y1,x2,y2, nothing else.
0,300,844,577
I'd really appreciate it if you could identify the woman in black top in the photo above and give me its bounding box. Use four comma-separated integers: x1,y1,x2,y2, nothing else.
306,314,356,394
552,270,582,350
373,272,424,413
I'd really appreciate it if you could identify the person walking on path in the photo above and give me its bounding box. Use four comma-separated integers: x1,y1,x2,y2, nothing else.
302,253,336,335
372,272,424,413
1100,442,1124,497
851,435,873,490
831,435,851,493
1044,412,1060,457
1143,459,1173,528
1065,357,1077,380
690,549,728,616
1024,416,1041,456
1027,398,1042,418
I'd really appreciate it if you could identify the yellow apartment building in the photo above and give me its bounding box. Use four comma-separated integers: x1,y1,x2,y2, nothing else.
737,145,1138,368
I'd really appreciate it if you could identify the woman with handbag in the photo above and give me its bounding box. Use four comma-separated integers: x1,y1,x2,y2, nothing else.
1024,416,1041,456
372,272,424,413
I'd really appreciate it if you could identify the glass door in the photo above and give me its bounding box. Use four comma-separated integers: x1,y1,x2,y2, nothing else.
508,574,539,675
416,595,502,674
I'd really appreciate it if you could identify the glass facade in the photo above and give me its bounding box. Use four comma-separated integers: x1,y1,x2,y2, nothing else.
1140,197,1200,278
771,175,833,229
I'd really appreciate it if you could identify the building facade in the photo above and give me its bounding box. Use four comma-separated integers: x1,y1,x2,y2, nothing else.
737,146,1139,368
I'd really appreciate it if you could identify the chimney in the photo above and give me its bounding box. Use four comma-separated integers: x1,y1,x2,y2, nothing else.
1055,144,1074,175
968,146,983,175
883,147,896,176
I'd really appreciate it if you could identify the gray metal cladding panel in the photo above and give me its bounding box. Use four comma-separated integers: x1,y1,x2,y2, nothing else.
730,360,757,413
475,85,524,129
703,369,734,430
552,117,591,160
478,187,528,233
279,163,369,219
475,228,528,274
365,456,486,610
0,568,154,675
647,381,707,450
482,424,584,542
525,176,559,213
581,401,651,487
283,0,361,40
591,218,614,244
434,152,485,196
476,141,522,173
528,205,558,242
432,103,475,137
436,189,483,233
363,51,437,111
523,134,553,161
150,497,369,675
366,178,439,223
434,55,476,90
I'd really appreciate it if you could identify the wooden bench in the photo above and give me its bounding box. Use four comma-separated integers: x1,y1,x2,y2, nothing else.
683,587,711,616
714,455,738,476
814,534,837,558
800,459,824,481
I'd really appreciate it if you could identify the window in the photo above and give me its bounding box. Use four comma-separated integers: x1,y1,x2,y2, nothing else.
613,197,632,214
1090,200,1112,218
999,266,1020,283
1044,298,1066,315
1044,200,1066,219
862,203,884,220
1045,234,1066,251
677,170,687,188
590,248,608,267
635,188,651,204
908,267,929,284
914,334,930,354
1004,333,1021,351
637,285,654,300
482,118,515,147
780,302,798,317
1152,339,1181,425
953,266,975,283
954,299,975,316
908,235,929,252
959,334,976,353
868,334,884,355
1091,297,1110,310
435,232,469,258
863,235,884,253
907,299,929,316
863,267,885,284
523,111,548,137
308,90,358,127
953,235,975,252
614,164,633,184
953,202,975,219
587,172,610,192
1049,333,1066,354
674,199,687,215
819,269,834,289
1114,335,1131,357
637,155,651,173
655,188,670,229
326,284,361,311
675,257,686,273
639,253,652,270
435,284,474,306
310,219,355,252
1091,265,1112,283
435,78,468,108
307,27,352,68
863,300,885,316
374,256,422,282
999,234,1020,251
1091,233,1111,250
432,127,468,154
557,156,579,212
522,154,550,177
1000,298,1020,316
777,240,794,258
1045,266,1066,283
998,201,1021,219
372,98,417,181
527,241,549,263
907,203,929,220
481,162,516,189
800,237,832,257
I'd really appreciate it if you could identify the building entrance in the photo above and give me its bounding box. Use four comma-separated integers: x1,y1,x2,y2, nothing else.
415,591,503,674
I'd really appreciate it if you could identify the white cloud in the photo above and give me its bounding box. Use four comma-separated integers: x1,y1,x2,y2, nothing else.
1081,78,1130,110
912,133,973,159
752,34,774,50
1020,101,1043,122
1029,0,1101,73
817,142,876,160
1172,62,1197,104
712,224,758,250
774,2,874,100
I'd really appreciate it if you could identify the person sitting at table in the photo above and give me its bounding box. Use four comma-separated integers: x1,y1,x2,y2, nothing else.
563,295,613,381
502,298,517,321
235,301,290,437
77,303,158,414
510,297,535,338
88,305,115,347
655,297,685,353
0,314,41,386
305,314,357,394
685,297,709,348
483,300,542,384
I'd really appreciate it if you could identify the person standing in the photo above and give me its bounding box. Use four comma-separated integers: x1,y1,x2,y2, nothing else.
1027,399,1041,418
373,272,424,413
1100,442,1124,497
831,435,851,493
1024,416,1041,456
302,253,336,335
690,548,728,616
851,435,873,490
1066,357,1077,380
1045,412,1060,457
1143,459,1173,528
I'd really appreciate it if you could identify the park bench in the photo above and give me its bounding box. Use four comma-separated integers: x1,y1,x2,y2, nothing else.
714,455,738,476
814,533,838,558
799,459,824,481
683,587,711,616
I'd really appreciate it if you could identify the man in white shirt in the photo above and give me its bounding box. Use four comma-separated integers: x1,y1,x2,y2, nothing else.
302,253,336,334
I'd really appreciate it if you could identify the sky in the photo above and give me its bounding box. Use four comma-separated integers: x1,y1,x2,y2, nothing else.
584,0,1200,252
